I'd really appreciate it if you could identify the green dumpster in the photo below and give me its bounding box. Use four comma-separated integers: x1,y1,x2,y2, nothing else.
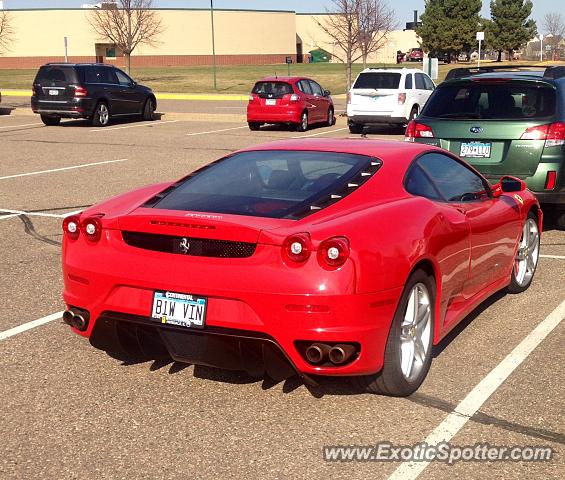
309,48,331,63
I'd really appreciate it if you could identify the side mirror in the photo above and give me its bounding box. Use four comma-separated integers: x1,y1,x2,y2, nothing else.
324,90,331,97
500,176,526,193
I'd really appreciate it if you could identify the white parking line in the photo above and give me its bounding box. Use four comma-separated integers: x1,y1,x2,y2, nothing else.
291,127,348,139
0,122,43,130
0,158,128,180
388,298,565,480
540,254,565,260
186,125,247,136
90,120,180,132
0,311,64,341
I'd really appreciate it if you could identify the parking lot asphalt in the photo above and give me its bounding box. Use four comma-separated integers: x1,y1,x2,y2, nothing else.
0,107,564,479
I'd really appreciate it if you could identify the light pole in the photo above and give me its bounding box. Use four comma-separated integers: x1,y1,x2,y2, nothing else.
539,34,544,62
210,0,217,90
476,31,484,68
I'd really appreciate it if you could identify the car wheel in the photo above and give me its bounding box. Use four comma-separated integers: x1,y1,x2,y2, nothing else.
326,107,335,126
40,115,61,126
356,269,435,396
507,211,540,293
142,98,155,121
248,122,261,131
556,211,565,230
296,111,308,132
91,102,110,127
349,123,363,134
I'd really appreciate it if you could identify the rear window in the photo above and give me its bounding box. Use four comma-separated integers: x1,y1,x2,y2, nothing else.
422,81,557,120
35,66,79,84
151,150,378,219
353,73,401,90
252,82,294,98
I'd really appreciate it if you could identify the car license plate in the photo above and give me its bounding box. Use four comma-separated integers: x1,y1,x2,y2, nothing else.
48,90,59,96
265,99,276,106
151,291,207,329
460,142,491,158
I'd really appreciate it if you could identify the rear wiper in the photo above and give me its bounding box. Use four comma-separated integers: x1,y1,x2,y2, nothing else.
437,113,482,119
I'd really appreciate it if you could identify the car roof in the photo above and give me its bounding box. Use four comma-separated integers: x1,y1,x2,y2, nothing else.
257,76,306,83
239,138,440,165
358,68,421,74
41,63,114,68
446,71,547,82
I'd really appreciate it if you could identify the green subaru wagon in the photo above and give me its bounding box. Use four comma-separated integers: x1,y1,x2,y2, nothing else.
406,65,565,228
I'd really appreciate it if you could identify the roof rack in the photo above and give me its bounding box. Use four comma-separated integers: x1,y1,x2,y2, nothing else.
444,65,548,81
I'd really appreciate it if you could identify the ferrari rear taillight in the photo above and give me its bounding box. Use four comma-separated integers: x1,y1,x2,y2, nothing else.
74,86,88,97
405,121,434,142
545,171,557,190
63,215,81,240
81,216,102,242
520,122,565,147
282,233,311,264
318,237,350,269
398,93,406,105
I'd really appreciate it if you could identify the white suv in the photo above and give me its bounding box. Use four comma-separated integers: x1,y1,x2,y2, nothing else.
347,68,435,133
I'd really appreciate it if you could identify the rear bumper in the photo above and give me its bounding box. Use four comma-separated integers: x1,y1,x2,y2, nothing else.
533,190,565,206
63,232,402,377
247,105,302,124
31,97,94,118
348,114,408,126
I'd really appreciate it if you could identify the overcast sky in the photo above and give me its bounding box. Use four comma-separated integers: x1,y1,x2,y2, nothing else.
1,1,556,32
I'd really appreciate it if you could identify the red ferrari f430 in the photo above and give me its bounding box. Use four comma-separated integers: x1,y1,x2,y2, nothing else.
62,139,541,396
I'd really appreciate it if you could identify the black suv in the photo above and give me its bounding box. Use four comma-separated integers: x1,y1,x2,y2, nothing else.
31,63,156,127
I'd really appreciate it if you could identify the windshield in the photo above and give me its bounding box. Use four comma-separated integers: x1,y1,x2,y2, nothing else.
422,81,557,120
152,150,376,219
353,73,401,89
252,82,294,98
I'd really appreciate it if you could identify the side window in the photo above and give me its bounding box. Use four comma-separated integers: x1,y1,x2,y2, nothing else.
298,80,313,95
404,74,413,89
405,163,443,201
423,75,435,91
415,73,426,90
95,67,117,84
418,153,490,202
309,80,323,96
84,66,100,84
115,69,132,86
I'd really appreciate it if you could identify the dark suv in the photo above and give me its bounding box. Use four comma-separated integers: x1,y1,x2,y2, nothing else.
31,63,156,127
406,65,565,228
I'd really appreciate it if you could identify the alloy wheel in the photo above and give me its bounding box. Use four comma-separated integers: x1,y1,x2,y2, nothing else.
514,218,540,287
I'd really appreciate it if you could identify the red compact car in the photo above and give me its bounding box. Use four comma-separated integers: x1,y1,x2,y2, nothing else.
62,139,541,396
246,76,335,132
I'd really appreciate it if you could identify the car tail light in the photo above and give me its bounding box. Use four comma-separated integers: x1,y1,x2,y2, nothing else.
545,171,557,190
81,216,102,242
520,122,565,147
248,94,257,102
398,93,406,105
290,93,299,102
347,92,351,104
74,86,88,97
282,233,311,264
317,237,350,269
405,120,434,141
62,215,81,240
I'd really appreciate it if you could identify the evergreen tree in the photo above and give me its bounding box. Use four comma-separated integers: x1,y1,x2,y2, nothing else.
489,0,537,61
416,0,482,61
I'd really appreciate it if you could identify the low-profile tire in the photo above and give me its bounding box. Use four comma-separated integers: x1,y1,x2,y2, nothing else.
40,115,61,126
507,211,540,294
248,122,261,131
91,101,110,127
296,111,308,132
348,123,363,134
142,97,155,121
326,107,335,126
355,269,435,396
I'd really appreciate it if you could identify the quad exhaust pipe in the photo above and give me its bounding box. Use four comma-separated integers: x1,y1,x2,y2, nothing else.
63,308,90,331
304,342,357,365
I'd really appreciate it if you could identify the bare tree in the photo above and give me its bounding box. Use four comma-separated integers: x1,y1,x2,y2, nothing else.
543,12,565,37
316,0,395,92
358,0,395,68
0,10,15,54
88,0,163,73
